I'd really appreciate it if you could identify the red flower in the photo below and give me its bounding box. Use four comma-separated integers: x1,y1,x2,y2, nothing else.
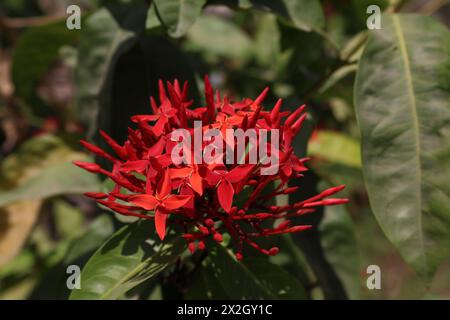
128,171,192,240
203,164,255,213
74,76,348,260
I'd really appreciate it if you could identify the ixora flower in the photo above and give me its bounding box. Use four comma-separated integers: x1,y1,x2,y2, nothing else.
74,76,348,260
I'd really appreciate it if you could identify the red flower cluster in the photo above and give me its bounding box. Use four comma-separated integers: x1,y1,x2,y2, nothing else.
74,77,348,260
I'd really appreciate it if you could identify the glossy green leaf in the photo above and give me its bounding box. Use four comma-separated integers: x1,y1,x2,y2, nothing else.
354,14,450,280
70,221,185,300
154,0,206,38
208,244,307,299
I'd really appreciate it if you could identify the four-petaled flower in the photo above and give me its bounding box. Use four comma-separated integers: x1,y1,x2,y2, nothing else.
127,171,192,240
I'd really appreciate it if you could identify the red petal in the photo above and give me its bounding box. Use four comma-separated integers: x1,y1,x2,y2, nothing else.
99,130,126,159
79,140,116,162
180,185,195,212
167,82,181,108
150,96,159,114
158,170,172,198
147,137,166,157
84,192,108,199
169,167,192,179
253,87,269,107
204,75,215,121
291,157,308,172
155,208,168,240
163,195,192,210
152,115,167,136
181,81,189,100
131,115,159,122
154,154,173,167
285,104,306,127
128,194,158,210
120,160,148,173
217,179,234,213
73,161,102,173
201,167,222,186
270,98,282,125
158,80,167,103
303,198,349,207
189,172,203,195
226,164,255,183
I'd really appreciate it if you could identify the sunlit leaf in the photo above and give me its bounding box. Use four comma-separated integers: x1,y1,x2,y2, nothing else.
70,221,185,300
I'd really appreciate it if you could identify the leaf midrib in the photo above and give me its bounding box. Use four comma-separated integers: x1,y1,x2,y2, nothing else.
98,255,148,299
392,15,426,272
97,238,178,299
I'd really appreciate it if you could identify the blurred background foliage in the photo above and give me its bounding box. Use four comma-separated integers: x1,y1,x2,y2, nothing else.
0,0,449,300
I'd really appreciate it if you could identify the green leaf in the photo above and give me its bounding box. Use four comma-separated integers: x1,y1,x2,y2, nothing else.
319,64,358,93
76,4,199,145
278,22,339,96
186,15,253,61
1,134,75,184
0,134,101,207
53,200,85,239
64,215,115,265
308,130,361,168
146,3,162,30
254,14,281,66
70,221,185,300
185,263,229,299
0,249,35,279
95,32,200,158
354,14,450,280
75,5,147,138
154,0,206,38
280,0,325,32
231,0,324,32
320,202,360,299
0,162,100,207
207,244,307,299
243,259,308,299
28,215,114,299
